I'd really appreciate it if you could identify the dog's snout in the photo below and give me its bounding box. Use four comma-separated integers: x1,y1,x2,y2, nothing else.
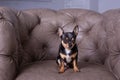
68,43,73,48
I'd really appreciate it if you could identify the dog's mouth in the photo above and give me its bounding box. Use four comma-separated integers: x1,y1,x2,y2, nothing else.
68,44,73,48
62,41,75,49
67,44,74,49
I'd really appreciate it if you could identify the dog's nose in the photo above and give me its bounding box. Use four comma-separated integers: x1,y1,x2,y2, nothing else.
69,43,73,48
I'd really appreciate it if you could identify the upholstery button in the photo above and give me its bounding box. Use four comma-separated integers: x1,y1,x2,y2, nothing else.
42,44,47,50
84,57,89,62
56,28,59,35
73,17,77,23
53,27,59,36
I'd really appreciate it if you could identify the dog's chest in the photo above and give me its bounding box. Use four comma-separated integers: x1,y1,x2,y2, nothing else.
65,49,72,63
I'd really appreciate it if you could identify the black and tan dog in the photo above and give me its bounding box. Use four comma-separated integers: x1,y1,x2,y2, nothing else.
56,25,79,73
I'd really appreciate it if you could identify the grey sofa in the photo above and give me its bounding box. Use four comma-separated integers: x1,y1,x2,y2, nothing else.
0,7,119,80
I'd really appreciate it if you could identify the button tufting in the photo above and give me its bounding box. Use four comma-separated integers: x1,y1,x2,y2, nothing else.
0,13,3,19
42,44,47,50
55,28,59,34
84,58,89,62
73,17,78,23
52,27,59,36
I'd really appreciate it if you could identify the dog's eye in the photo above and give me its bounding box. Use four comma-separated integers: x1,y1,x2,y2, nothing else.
63,38,68,43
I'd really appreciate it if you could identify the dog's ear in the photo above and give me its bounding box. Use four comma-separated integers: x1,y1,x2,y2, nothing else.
73,25,79,36
58,27,64,37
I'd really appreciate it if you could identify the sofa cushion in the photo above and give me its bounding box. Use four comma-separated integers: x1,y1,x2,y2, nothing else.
16,60,116,80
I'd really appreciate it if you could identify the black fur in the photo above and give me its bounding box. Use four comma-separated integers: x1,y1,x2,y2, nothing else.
56,25,79,73
57,43,78,68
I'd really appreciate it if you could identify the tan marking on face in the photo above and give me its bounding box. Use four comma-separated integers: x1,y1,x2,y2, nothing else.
72,38,74,41
66,37,68,40
62,41,75,49
62,41,69,49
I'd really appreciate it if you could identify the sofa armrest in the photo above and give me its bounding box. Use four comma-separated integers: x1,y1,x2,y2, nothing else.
103,8,120,80
0,23,18,80
0,8,19,79
0,55,16,80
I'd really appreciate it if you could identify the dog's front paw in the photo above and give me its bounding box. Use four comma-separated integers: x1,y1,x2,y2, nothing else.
73,67,80,72
59,68,65,73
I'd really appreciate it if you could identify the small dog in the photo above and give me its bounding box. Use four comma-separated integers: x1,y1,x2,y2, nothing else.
56,25,79,73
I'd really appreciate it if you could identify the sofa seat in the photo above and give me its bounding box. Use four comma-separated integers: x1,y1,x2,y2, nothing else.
16,60,116,80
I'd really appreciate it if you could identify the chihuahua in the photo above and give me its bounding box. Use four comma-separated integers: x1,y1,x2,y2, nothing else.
56,25,79,73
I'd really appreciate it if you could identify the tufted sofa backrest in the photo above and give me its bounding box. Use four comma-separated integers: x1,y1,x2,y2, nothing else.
0,7,107,66
18,8,107,64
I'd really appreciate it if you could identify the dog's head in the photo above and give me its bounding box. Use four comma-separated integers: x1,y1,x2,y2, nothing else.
58,25,79,49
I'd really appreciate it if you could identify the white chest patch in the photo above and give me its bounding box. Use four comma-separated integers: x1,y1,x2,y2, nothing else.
65,49,72,63
66,55,71,63
65,49,71,55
